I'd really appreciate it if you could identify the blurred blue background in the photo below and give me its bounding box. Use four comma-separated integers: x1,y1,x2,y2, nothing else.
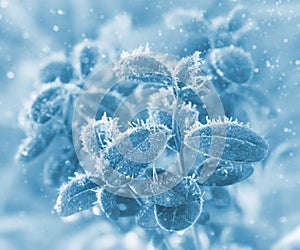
1,0,300,249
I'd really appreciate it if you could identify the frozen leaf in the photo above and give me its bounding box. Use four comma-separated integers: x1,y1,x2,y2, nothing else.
16,129,55,162
176,86,208,124
30,86,66,124
184,118,268,162
40,61,74,83
80,46,99,78
174,52,209,94
129,72,174,87
164,9,212,56
113,52,174,87
132,109,182,152
154,178,202,231
153,177,201,207
136,204,158,229
100,189,141,220
44,156,78,187
102,145,148,180
101,160,131,187
209,46,254,86
196,158,254,186
129,167,181,197
55,175,100,217
102,124,171,179
174,53,212,124
154,201,201,232
43,136,78,187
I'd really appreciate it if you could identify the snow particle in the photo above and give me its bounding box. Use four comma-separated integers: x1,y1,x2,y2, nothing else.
6,71,15,79
53,25,60,32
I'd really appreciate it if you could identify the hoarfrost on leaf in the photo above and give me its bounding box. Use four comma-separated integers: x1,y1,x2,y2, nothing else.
154,177,203,231
54,174,100,217
184,117,268,162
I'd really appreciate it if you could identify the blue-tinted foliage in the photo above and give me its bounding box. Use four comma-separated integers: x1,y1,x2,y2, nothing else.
31,86,65,124
128,73,173,87
136,204,159,229
132,109,182,152
102,145,148,179
55,175,100,217
116,56,173,86
195,159,254,186
43,136,80,187
44,155,79,187
40,61,74,84
100,189,142,220
153,178,199,207
80,46,99,78
128,128,151,152
165,12,212,57
102,124,171,180
12,2,277,249
185,121,268,162
208,46,254,91
154,178,202,231
177,85,208,124
17,129,55,162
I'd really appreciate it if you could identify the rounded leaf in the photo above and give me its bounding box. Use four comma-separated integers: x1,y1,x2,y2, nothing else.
17,129,55,162
153,177,201,207
43,136,78,187
113,54,173,87
31,86,65,124
209,46,254,85
185,120,268,162
102,145,148,180
102,124,170,180
136,204,159,229
55,175,100,217
100,189,141,220
40,61,74,83
154,178,202,231
197,159,254,186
